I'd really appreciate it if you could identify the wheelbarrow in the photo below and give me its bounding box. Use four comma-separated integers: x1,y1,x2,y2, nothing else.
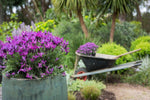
72,49,142,81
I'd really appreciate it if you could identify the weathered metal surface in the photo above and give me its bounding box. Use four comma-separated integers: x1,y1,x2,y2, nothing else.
0,58,3,84
81,56,116,71
72,61,142,78
0,87,2,100
2,75,68,100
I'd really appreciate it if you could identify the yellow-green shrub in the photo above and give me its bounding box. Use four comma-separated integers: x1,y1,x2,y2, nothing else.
133,42,150,58
34,19,56,32
0,21,21,41
81,85,101,100
97,43,133,65
130,36,150,50
68,92,76,100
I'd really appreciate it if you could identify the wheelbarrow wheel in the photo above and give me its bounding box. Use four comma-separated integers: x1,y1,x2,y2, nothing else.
75,67,91,81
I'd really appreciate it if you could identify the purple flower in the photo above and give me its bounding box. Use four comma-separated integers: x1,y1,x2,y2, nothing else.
0,31,69,79
38,52,44,57
26,66,32,71
56,58,59,61
22,56,26,61
18,68,27,73
40,73,46,78
6,72,10,77
49,68,54,74
30,58,34,62
76,42,98,56
33,55,39,59
11,72,15,76
26,73,32,79
41,60,46,65
62,72,66,76
38,63,42,68
58,65,63,69
0,65,6,69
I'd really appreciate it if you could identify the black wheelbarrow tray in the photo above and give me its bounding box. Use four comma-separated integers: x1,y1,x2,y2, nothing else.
72,49,142,79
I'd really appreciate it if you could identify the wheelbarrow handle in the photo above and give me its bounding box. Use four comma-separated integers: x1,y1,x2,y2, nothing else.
114,48,141,59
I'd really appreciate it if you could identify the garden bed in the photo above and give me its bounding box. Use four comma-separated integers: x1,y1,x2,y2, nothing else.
74,90,116,100
73,83,150,100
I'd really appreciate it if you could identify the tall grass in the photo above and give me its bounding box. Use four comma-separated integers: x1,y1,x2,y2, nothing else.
125,55,150,86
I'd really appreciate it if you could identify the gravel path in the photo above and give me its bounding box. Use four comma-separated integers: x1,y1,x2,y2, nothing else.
105,83,150,100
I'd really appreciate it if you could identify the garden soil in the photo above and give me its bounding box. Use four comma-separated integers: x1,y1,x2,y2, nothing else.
75,83,150,100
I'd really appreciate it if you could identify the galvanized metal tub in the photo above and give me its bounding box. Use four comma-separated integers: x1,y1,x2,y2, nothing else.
2,75,68,100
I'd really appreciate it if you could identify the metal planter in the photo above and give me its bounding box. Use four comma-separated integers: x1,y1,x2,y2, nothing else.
2,75,68,100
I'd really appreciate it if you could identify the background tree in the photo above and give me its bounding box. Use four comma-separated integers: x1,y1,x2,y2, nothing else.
99,0,135,43
52,0,97,38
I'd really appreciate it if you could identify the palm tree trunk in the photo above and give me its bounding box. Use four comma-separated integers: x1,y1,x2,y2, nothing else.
32,0,44,21
110,13,117,43
136,2,142,23
77,9,88,38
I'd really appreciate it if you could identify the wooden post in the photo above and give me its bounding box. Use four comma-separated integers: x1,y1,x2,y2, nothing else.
74,55,80,74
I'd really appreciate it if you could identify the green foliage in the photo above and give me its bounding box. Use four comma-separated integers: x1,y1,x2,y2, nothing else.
125,56,150,86
130,36,150,50
99,0,134,15
63,33,89,68
53,20,101,68
81,85,101,100
45,8,70,23
0,84,1,87
68,79,106,92
34,19,56,33
0,21,21,41
68,92,76,100
130,21,142,35
89,21,146,49
97,43,133,65
133,42,150,58
52,0,96,14
68,79,84,92
54,20,100,68
53,20,82,36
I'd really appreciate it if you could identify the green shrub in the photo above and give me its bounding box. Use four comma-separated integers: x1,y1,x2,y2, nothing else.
97,43,133,65
133,42,150,58
125,56,150,86
68,79,106,92
89,21,146,50
68,92,76,100
81,85,101,100
130,36,150,50
53,20,82,36
0,21,21,41
34,19,56,33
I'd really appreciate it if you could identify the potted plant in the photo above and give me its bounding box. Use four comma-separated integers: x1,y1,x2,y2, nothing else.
0,41,4,83
76,42,98,56
0,31,69,100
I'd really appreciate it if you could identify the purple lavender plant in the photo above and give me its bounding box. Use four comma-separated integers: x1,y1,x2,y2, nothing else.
12,22,36,36
76,42,98,56
0,31,69,79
